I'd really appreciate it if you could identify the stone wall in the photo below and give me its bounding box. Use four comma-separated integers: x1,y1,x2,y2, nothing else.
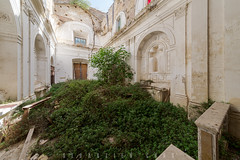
101,0,240,138
103,0,191,108
53,2,102,82
0,0,56,101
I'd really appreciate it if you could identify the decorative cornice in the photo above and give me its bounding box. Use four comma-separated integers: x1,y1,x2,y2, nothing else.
0,32,22,44
23,2,30,16
29,10,37,24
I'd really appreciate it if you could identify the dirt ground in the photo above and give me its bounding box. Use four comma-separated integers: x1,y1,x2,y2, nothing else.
0,137,38,160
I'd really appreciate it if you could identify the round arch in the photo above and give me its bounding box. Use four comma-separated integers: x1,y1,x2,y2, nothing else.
136,26,175,54
34,34,47,89
112,11,127,34
135,30,174,89
56,21,94,45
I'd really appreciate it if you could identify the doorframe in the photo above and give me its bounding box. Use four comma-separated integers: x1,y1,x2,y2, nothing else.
72,59,89,80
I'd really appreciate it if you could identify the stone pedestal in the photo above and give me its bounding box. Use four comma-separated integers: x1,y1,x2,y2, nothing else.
195,102,230,160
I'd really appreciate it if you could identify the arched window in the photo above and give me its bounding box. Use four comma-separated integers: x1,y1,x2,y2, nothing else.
116,17,121,32
113,12,126,34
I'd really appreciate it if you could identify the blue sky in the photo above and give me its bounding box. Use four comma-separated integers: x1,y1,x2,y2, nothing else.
89,0,114,12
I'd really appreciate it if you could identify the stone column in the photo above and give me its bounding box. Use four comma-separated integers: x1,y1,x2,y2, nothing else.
22,2,30,99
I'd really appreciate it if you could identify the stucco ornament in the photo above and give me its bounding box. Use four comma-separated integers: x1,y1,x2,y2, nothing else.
0,12,11,23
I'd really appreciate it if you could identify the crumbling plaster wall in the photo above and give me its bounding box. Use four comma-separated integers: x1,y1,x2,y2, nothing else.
104,0,192,109
54,3,102,82
100,0,135,45
223,0,240,139
0,0,56,101
190,0,240,138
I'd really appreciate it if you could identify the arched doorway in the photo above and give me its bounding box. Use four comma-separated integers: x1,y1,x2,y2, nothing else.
51,56,55,85
34,34,47,91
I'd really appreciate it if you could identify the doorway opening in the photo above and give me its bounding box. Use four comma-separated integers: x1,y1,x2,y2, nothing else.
73,62,88,80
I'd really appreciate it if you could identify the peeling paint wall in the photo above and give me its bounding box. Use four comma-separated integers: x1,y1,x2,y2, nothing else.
100,0,240,138
223,0,240,138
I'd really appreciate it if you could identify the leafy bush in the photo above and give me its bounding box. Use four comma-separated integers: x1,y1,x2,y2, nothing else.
31,80,197,159
90,47,134,85
219,133,240,160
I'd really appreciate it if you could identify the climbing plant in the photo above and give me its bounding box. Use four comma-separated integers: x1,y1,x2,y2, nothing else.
90,47,134,85
70,0,91,10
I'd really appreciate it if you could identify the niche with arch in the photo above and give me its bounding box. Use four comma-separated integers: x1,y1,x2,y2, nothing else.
137,31,171,89
34,34,47,90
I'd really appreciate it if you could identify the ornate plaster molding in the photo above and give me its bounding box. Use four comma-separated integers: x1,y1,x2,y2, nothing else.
0,11,11,24
174,4,187,20
23,2,30,16
0,32,22,44
29,10,37,24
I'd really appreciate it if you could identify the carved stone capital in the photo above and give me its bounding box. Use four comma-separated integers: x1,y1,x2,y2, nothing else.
23,2,30,16
174,4,188,20
29,10,37,24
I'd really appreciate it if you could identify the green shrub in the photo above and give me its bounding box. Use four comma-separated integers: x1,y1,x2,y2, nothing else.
219,133,240,160
32,80,197,159
90,47,134,85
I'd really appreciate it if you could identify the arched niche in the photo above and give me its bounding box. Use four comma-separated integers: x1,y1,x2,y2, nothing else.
51,56,54,66
34,34,47,90
136,31,172,89
112,11,126,34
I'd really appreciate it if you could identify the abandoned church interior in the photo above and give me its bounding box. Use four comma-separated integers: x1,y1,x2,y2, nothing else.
0,0,240,159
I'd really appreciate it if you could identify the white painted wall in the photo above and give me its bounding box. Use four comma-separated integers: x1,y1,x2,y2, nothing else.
55,44,97,83
0,0,56,101
0,0,19,102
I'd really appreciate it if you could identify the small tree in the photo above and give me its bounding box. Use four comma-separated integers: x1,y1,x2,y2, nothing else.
90,47,134,85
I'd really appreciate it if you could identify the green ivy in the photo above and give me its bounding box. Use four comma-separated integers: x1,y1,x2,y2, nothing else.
32,80,197,159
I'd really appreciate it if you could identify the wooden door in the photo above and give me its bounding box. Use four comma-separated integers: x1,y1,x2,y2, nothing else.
73,63,87,80
81,64,87,80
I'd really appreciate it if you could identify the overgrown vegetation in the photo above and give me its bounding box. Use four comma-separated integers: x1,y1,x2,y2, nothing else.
91,47,134,85
190,99,215,121
70,0,91,10
0,48,198,159
21,80,197,159
219,133,240,160
0,99,14,105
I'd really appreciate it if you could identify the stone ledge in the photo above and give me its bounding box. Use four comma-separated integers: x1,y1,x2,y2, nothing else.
156,144,194,160
195,102,230,134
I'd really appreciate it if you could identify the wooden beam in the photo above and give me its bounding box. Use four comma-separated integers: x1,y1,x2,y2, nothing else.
19,126,35,160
